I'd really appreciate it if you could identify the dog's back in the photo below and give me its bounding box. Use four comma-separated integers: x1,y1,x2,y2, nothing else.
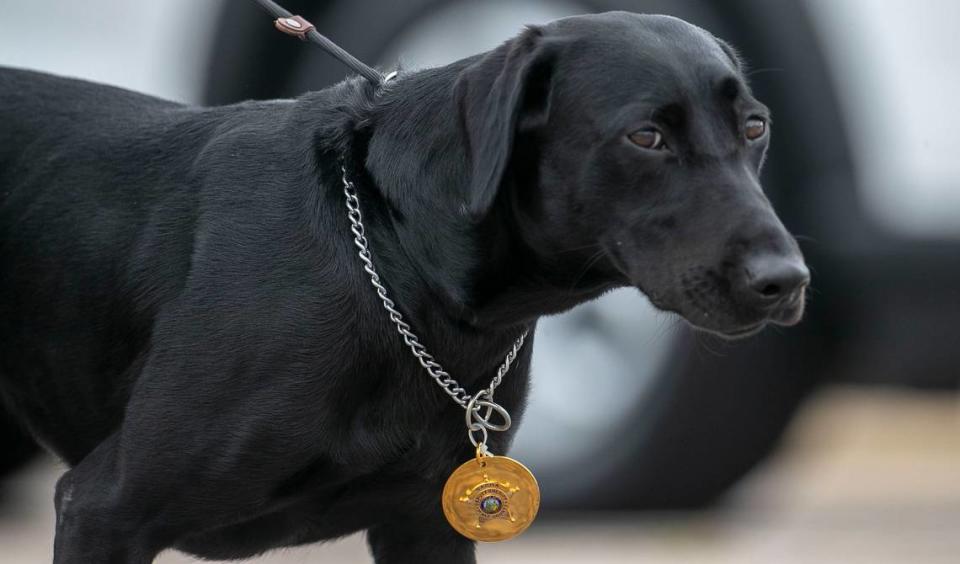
0,68,207,459
0,66,181,183
0,67,341,464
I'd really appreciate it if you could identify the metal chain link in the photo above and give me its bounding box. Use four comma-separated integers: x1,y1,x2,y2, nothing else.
340,166,528,442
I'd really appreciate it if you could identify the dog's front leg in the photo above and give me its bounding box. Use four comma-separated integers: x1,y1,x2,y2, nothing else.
53,433,161,564
367,508,475,564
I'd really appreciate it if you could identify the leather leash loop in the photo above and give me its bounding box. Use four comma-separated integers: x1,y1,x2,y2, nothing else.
274,15,315,40
253,0,386,86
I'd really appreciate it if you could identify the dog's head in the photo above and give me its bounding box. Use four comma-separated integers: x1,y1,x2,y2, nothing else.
456,12,809,337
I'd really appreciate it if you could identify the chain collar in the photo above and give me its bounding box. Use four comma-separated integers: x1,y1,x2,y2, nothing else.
340,165,528,452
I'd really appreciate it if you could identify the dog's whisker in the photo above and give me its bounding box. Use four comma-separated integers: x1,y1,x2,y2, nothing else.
793,234,819,244
694,330,730,357
745,67,784,77
650,311,683,345
567,248,608,294
555,242,604,254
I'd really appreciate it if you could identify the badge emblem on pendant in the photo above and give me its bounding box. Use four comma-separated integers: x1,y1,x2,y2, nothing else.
442,454,540,542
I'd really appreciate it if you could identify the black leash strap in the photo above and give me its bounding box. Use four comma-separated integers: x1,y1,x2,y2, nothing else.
252,0,386,86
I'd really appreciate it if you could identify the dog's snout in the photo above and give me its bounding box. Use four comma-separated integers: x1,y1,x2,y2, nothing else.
739,254,810,305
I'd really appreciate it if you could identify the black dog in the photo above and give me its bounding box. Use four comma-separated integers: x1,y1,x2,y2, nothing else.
0,12,808,563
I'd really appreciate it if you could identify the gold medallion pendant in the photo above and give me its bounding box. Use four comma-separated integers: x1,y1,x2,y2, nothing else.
442,449,540,542
340,165,537,543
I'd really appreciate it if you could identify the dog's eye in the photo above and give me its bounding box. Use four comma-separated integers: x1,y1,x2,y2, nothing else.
745,118,767,141
628,129,667,151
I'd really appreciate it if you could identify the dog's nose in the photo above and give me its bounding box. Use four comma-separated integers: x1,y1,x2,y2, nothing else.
740,254,810,305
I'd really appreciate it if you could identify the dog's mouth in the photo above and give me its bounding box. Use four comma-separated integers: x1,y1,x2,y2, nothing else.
684,290,807,339
608,245,808,340
766,288,807,326
710,321,767,339
642,267,808,340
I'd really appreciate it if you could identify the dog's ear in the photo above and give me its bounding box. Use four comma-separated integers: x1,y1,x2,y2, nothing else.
455,26,555,219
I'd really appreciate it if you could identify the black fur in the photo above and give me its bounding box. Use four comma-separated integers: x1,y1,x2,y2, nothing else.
0,13,807,563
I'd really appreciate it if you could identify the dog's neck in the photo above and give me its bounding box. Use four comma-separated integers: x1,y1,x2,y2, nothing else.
327,68,617,332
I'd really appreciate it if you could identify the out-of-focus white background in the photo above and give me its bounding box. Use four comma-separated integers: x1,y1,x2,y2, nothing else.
1,1,959,563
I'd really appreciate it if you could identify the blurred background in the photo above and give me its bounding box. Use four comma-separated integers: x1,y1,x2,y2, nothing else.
1,0,959,562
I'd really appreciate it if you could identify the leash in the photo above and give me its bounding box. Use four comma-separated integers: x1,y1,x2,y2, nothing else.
252,0,390,86
254,0,528,445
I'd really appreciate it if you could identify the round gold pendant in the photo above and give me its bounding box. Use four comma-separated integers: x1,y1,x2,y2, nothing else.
441,454,540,542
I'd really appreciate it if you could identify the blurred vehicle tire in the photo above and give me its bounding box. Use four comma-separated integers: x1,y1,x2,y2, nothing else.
204,0,854,509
